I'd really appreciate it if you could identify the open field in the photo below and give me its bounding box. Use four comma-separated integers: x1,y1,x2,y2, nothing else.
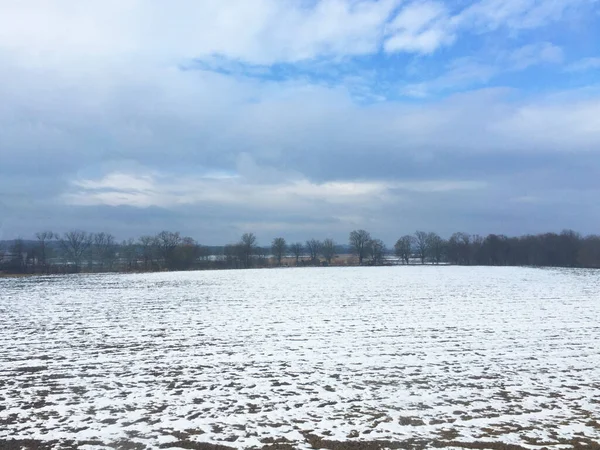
1,267,599,450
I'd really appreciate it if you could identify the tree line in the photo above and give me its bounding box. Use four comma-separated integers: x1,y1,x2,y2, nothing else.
1,228,600,275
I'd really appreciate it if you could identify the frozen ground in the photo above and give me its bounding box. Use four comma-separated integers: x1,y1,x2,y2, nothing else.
1,266,599,450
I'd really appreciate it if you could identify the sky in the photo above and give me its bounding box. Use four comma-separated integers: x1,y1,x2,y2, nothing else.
1,0,600,245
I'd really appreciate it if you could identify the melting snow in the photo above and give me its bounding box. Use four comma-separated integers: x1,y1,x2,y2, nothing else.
1,266,599,449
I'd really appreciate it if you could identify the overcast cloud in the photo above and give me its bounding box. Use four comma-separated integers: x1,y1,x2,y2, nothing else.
1,0,600,244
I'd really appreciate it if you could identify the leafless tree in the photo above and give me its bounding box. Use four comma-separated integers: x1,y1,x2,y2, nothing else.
471,234,484,264
255,246,268,267
448,232,471,265
223,243,240,268
36,231,55,273
349,229,371,265
305,239,322,265
367,239,386,265
427,232,445,264
240,232,257,268
289,242,303,265
271,237,287,266
138,235,157,271
10,238,28,273
414,231,430,264
174,237,202,270
60,230,91,273
120,238,137,271
93,232,117,271
321,238,337,265
155,231,181,270
394,235,413,264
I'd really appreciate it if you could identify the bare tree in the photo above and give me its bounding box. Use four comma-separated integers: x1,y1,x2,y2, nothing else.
60,230,91,273
349,229,371,265
240,232,257,268
173,237,202,270
305,239,322,265
394,235,413,265
138,235,157,271
224,243,241,269
414,231,430,264
155,231,181,270
36,231,55,273
367,239,386,265
271,237,287,266
93,232,117,271
481,234,510,266
471,234,485,264
120,238,137,271
427,232,445,264
321,238,337,265
9,238,28,273
448,232,472,265
255,246,268,267
290,242,303,265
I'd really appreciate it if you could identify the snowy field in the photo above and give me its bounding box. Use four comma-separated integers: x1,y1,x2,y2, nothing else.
1,266,600,450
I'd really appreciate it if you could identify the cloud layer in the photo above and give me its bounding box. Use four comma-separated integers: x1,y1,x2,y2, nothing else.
1,0,600,243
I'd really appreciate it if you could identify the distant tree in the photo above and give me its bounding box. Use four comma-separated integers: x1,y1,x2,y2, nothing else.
235,243,247,268
93,232,117,271
84,233,95,270
255,246,269,267
578,235,600,268
414,231,430,264
367,239,386,265
240,233,257,268
9,238,28,273
305,239,322,265
471,234,485,265
481,234,509,265
271,237,287,266
558,229,581,268
155,231,181,270
26,245,38,272
120,238,137,271
60,230,91,273
349,229,371,265
173,237,202,270
35,231,55,273
448,232,471,265
138,235,157,271
290,242,303,265
394,235,413,265
9,226,600,273
426,232,445,264
321,238,337,265
223,243,241,269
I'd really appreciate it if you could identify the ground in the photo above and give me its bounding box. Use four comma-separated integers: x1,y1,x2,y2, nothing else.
1,267,599,450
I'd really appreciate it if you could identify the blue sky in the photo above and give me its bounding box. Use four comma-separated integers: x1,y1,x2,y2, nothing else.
1,0,600,245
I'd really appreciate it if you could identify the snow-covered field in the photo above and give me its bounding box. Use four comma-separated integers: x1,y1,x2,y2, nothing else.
1,267,599,450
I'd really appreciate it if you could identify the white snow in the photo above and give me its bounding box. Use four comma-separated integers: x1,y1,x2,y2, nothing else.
1,266,599,449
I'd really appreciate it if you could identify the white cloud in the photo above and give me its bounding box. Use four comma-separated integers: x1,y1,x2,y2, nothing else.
64,168,485,210
0,0,589,68
491,100,600,150
1,0,600,239
401,42,564,96
507,42,564,70
0,0,404,66
454,0,590,32
401,58,497,96
566,57,600,72
384,1,455,54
